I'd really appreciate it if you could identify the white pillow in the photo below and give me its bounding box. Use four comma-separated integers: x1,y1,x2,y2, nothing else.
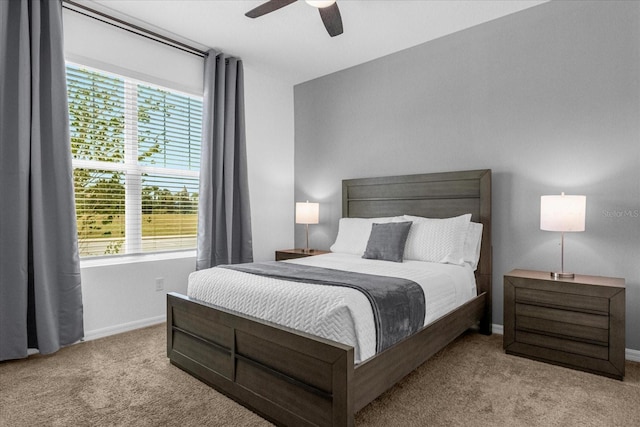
330,217,400,255
402,214,472,265
463,222,483,270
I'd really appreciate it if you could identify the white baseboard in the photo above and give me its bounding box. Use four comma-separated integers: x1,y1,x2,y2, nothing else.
626,348,640,362
83,315,166,342
491,323,640,362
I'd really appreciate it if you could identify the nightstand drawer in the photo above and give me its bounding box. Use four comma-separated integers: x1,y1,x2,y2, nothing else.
517,315,609,345
515,331,609,360
275,249,331,261
515,288,609,314
276,252,311,261
515,303,609,329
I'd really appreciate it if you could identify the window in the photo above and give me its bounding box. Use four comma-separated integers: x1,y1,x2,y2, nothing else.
67,64,203,257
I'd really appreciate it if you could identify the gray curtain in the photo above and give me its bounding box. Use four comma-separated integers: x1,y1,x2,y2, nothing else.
196,50,253,270
0,0,83,361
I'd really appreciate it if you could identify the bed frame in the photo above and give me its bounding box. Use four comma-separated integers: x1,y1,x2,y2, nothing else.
167,169,492,426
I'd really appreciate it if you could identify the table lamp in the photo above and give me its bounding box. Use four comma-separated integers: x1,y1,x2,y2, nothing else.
540,193,586,279
296,201,319,253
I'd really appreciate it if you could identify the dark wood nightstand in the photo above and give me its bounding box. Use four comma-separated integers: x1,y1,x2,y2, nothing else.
275,249,330,261
504,269,625,380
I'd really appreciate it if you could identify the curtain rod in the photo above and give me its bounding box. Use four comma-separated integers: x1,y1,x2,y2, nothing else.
62,0,208,58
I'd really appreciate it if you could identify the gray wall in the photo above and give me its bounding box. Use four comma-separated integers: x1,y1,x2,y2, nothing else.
294,1,640,349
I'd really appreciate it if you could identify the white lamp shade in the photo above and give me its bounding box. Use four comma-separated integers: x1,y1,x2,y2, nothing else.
296,202,319,225
540,194,586,232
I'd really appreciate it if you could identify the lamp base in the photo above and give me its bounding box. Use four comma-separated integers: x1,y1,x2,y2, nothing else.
550,271,575,279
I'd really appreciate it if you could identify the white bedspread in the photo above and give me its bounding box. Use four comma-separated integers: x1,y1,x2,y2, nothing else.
187,253,476,363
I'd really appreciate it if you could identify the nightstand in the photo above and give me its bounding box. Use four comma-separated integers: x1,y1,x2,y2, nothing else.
275,249,331,261
504,269,625,380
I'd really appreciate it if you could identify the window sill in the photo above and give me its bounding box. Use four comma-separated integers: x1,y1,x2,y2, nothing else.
79,249,196,268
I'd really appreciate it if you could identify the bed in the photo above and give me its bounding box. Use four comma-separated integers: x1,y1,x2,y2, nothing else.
167,169,492,426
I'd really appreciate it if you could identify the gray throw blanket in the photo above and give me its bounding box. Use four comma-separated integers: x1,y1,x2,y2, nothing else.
220,261,425,353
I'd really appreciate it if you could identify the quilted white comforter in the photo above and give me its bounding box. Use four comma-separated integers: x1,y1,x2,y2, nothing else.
187,252,476,363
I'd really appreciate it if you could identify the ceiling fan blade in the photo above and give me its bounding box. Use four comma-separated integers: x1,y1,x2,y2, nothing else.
318,2,343,37
245,0,297,18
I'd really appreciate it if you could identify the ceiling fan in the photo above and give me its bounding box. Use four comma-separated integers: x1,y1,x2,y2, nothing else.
245,0,344,37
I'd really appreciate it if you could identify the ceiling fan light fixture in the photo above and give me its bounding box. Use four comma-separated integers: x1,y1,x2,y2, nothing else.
305,0,336,8
246,0,343,37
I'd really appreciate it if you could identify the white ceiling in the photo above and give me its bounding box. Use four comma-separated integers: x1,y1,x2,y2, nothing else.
88,0,547,85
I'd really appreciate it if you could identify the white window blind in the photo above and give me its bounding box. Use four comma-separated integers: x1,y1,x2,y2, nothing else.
67,63,202,257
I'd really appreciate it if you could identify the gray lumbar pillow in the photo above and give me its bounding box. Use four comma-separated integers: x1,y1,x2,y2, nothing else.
362,221,413,262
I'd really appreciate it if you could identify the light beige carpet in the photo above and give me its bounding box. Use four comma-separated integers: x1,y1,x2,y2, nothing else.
1,324,638,426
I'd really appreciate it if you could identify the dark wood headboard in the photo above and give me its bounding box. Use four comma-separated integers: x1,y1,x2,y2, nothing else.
342,169,492,329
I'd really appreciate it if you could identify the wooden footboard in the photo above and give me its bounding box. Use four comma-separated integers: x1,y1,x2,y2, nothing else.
167,291,486,426
167,292,355,427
